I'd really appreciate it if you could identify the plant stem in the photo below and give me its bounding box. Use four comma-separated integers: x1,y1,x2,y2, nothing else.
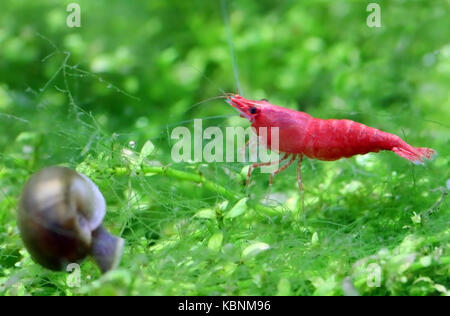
107,165,280,217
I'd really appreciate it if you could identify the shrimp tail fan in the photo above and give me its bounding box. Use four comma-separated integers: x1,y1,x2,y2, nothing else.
392,145,436,165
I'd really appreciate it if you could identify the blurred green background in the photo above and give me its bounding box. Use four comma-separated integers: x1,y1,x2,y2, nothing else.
0,0,449,295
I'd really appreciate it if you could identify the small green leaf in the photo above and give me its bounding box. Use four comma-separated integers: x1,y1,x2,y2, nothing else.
312,275,338,296
121,148,139,167
240,165,250,180
242,242,270,259
208,232,223,252
221,262,237,277
434,284,448,295
140,140,155,160
218,200,229,211
16,131,39,143
224,198,248,219
311,232,319,245
419,256,432,267
411,212,421,224
276,278,291,296
194,208,216,219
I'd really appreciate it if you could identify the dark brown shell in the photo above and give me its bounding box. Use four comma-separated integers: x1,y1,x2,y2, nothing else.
18,167,103,270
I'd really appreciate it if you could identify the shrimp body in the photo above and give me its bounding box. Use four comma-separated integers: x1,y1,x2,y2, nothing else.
226,94,435,208
227,94,435,164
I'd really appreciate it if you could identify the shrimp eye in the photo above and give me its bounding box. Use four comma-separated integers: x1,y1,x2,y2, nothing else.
249,107,258,114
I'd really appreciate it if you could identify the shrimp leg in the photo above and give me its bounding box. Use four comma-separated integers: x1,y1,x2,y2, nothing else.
297,155,304,216
246,153,289,188
265,154,297,202
269,154,297,187
241,137,257,162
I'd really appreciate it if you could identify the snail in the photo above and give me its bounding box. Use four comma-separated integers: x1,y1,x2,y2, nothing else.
18,166,124,273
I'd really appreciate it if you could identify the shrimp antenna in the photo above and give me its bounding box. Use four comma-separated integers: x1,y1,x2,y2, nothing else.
220,0,242,95
190,64,227,96
185,95,227,112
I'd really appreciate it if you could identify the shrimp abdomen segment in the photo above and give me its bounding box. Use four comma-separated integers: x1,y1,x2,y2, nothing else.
301,118,433,162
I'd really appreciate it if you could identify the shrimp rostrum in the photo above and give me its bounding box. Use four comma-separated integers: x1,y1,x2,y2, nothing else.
226,94,435,204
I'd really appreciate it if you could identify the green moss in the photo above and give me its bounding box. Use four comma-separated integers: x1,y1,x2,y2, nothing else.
0,0,448,296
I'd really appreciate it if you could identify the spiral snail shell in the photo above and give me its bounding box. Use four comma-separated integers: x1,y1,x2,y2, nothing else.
18,166,124,273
